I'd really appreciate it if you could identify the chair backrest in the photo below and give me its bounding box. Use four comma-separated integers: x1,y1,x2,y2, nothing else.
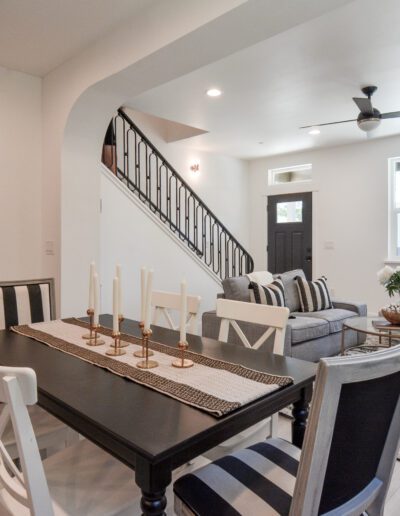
0,367,53,516
291,346,400,516
0,278,55,330
151,290,201,335
216,299,289,355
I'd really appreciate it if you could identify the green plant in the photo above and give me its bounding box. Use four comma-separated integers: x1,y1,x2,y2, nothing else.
385,270,400,297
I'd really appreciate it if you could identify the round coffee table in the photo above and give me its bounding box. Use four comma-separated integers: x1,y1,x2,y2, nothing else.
341,316,400,355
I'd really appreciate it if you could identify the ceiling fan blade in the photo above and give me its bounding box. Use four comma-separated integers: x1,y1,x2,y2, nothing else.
300,119,357,129
381,111,400,119
352,97,374,115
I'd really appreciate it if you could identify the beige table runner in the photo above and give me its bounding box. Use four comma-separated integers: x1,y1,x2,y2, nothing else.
12,319,293,417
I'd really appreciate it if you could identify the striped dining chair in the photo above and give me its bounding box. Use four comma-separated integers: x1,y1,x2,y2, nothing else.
0,278,77,458
0,278,55,330
174,346,400,516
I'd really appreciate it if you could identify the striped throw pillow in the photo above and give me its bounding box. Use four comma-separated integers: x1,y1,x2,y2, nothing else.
295,276,332,312
249,278,285,307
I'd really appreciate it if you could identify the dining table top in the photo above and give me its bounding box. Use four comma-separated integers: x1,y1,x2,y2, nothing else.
0,314,317,469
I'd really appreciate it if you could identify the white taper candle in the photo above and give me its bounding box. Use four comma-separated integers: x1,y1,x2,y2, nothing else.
180,279,187,343
141,267,147,322
88,261,96,309
116,264,122,315
144,269,153,331
113,277,119,333
93,272,99,325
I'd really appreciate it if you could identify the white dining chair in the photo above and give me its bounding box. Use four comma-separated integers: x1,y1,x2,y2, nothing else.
204,299,289,461
0,365,140,516
151,290,201,335
0,279,78,459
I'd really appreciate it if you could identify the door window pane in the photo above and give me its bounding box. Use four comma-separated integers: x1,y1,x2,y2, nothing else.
277,201,303,223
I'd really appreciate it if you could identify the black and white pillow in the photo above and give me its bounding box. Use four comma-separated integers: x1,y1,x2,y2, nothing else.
295,276,332,312
249,278,285,307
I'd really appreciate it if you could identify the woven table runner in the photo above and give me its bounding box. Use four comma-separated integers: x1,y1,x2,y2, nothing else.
12,319,293,417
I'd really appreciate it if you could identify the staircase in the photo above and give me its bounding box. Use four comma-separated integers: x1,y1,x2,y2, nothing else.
102,108,254,280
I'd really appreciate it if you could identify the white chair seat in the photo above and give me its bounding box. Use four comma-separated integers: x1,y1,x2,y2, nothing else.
0,439,139,516
3,405,73,459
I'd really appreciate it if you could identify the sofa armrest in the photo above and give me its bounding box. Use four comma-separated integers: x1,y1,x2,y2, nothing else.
217,292,226,299
331,299,367,317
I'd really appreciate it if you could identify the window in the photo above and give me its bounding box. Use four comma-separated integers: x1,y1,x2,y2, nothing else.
268,163,312,186
388,157,400,259
277,201,303,223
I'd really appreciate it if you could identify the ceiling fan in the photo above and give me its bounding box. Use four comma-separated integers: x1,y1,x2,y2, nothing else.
301,86,400,132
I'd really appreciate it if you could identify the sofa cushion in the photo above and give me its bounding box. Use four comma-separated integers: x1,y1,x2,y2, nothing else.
276,269,306,313
288,316,329,345
293,308,357,334
222,276,250,302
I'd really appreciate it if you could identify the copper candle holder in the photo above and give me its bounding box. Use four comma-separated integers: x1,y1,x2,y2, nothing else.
86,324,105,346
82,308,95,340
106,331,126,356
172,341,194,368
136,329,158,369
134,321,154,358
114,314,128,348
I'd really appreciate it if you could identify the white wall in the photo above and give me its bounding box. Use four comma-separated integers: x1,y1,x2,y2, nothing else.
0,67,42,280
249,135,400,314
124,109,250,248
100,170,221,326
42,0,248,316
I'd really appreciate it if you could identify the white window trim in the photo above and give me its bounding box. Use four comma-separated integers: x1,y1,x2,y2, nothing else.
388,157,400,261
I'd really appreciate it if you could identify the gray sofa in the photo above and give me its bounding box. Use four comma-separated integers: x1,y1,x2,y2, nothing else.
202,269,367,362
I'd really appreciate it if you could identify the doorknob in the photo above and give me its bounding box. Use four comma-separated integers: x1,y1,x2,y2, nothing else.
305,256,312,262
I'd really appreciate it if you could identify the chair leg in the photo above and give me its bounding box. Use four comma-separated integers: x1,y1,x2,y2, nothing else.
65,428,80,446
270,413,279,438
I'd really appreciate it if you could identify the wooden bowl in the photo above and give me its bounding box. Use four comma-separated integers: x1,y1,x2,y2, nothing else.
381,307,400,325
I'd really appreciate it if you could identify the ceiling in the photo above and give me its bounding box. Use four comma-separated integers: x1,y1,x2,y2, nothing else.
0,0,153,76
129,0,400,159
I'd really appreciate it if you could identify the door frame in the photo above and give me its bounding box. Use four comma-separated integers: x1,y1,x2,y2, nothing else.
265,189,318,280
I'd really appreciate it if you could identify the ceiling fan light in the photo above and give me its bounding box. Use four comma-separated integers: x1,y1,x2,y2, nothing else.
357,117,381,132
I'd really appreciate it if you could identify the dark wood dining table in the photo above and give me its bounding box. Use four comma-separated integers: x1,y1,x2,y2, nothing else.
0,315,317,516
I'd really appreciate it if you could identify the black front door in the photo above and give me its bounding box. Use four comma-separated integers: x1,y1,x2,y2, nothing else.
267,192,312,279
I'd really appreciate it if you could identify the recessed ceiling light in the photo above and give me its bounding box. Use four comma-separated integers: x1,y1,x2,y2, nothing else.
206,88,222,97
308,128,321,135
258,142,264,145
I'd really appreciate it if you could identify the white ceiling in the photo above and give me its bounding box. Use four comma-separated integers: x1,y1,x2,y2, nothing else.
0,0,153,76
129,0,400,159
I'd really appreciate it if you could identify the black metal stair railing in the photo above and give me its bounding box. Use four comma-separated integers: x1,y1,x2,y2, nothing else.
102,108,254,280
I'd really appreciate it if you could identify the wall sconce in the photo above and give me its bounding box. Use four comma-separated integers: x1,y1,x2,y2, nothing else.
190,163,200,173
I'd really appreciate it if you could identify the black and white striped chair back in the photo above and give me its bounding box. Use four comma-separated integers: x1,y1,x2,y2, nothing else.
0,279,55,330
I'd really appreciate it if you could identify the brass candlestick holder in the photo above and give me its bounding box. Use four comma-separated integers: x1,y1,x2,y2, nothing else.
111,314,128,348
82,308,95,340
106,331,126,356
136,329,158,369
172,340,194,368
133,321,154,358
86,324,105,346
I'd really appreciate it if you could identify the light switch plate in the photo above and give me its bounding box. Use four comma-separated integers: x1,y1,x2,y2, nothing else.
45,241,54,255
324,241,334,250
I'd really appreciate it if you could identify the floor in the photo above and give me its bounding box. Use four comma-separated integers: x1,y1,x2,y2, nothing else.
126,415,400,515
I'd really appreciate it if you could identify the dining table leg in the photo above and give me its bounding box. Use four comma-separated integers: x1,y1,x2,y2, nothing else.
135,454,172,516
292,384,313,448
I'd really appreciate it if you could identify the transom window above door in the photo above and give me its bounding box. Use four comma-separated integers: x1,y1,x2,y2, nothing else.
268,163,312,186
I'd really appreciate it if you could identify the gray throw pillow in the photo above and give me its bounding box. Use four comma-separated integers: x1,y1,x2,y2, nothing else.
222,276,251,302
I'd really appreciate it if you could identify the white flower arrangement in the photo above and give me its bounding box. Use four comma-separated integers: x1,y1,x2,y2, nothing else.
377,265,395,285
